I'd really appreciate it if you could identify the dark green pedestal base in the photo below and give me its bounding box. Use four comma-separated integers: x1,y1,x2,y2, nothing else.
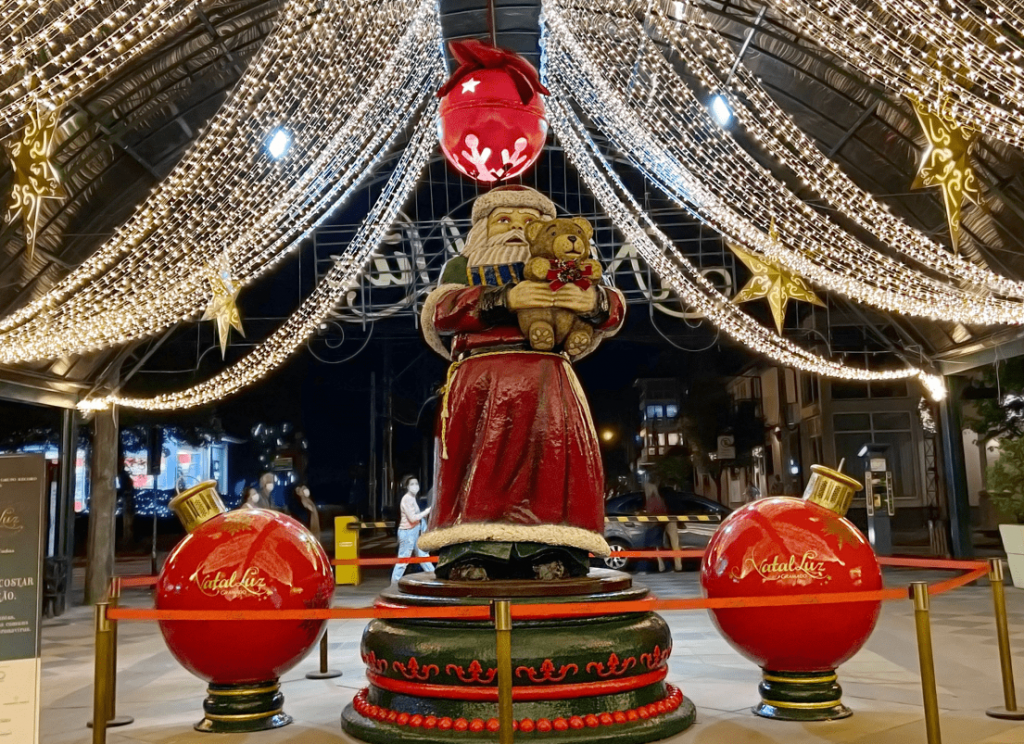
340,569,696,743
194,680,293,733
754,670,851,721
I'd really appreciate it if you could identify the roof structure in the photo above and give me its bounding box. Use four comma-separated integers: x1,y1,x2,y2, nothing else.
0,0,1022,408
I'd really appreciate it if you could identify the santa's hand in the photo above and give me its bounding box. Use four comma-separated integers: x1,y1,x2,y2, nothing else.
507,281,555,310
552,284,598,313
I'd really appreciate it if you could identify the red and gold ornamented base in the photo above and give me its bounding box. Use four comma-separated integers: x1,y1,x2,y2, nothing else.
341,570,696,743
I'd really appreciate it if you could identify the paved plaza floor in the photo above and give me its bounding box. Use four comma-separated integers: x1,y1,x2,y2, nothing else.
40,560,1024,743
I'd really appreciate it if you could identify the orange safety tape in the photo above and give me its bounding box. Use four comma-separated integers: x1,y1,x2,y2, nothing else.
119,575,160,588
120,555,988,577
877,557,989,570
332,556,436,566
605,550,706,559
109,605,493,621
927,564,990,595
104,575,954,622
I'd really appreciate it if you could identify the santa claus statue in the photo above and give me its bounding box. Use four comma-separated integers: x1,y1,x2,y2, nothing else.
418,186,625,581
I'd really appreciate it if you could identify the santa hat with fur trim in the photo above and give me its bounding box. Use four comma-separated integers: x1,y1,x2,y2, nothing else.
470,185,557,225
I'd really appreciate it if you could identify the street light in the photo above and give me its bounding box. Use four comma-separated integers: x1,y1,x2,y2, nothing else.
600,428,616,442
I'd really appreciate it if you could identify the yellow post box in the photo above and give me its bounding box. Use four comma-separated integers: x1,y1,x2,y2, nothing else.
334,516,360,585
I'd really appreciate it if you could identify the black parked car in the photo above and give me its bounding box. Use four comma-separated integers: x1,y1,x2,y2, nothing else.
602,490,731,571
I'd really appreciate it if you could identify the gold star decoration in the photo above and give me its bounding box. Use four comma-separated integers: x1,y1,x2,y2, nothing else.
729,220,825,334
908,95,982,254
4,102,67,261
202,260,245,358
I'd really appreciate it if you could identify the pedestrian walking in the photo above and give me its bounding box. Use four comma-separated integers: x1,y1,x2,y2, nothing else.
392,476,434,583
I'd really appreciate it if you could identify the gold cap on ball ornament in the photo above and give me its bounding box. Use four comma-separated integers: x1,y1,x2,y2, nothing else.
802,462,862,517
169,480,227,532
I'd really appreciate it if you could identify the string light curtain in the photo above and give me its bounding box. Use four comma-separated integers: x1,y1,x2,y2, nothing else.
542,0,1024,326
648,2,1024,301
0,0,440,364
80,96,442,411
0,0,201,134
542,91,945,400
768,0,1024,150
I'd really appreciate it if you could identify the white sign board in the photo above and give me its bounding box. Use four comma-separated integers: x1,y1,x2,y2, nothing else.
0,454,46,744
717,435,736,460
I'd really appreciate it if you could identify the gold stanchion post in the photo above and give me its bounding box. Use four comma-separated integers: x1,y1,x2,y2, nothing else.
89,579,133,728
985,559,1024,719
91,602,112,744
493,600,514,744
912,582,942,744
306,627,342,680
107,578,133,726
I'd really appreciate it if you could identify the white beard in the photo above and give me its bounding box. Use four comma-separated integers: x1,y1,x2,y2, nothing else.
462,221,533,267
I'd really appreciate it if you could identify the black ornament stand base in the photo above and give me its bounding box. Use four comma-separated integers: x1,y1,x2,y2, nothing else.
195,680,293,733
754,670,852,721
342,569,696,743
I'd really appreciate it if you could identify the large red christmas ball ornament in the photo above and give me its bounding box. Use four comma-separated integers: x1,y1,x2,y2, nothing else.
437,40,548,183
157,482,334,732
700,466,881,720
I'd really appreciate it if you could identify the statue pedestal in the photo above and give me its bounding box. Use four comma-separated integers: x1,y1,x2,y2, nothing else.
341,569,695,743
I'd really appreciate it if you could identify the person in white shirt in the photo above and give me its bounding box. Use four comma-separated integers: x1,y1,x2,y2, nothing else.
392,476,434,583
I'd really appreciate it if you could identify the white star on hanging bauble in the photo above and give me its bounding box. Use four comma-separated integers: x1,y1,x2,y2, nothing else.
202,262,245,358
461,77,481,94
4,101,67,261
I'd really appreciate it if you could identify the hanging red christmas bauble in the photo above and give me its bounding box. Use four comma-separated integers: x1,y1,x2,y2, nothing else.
437,39,548,183
156,482,334,732
700,466,882,720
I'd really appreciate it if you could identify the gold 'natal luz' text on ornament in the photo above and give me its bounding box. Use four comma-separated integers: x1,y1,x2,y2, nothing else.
909,94,982,254
202,264,245,358
4,102,67,261
729,220,825,334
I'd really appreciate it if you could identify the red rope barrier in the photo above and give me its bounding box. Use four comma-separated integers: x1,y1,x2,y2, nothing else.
119,575,160,588
118,555,988,587
110,551,988,622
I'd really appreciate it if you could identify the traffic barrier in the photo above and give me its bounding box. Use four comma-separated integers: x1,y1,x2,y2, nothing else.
93,554,997,744
87,578,133,729
985,558,1024,720
912,582,941,744
305,630,343,680
345,515,723,530
492,600,514,744
331,518,720,586
90,603,111,744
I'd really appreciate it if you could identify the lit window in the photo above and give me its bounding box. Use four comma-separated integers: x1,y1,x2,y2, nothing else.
667,433,679,446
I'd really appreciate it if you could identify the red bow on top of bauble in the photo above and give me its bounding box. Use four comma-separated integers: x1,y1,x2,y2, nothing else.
437,39,550,104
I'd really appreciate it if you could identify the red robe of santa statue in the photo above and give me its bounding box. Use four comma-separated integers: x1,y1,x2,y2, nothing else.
418,186,624,570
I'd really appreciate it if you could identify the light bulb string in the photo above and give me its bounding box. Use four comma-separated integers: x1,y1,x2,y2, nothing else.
543,2,1024,326
79,92,441,411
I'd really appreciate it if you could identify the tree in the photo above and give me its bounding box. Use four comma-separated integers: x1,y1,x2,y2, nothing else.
679,378,765,500
648,445,693,490
964,357,1024,443
986,436,1024,523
